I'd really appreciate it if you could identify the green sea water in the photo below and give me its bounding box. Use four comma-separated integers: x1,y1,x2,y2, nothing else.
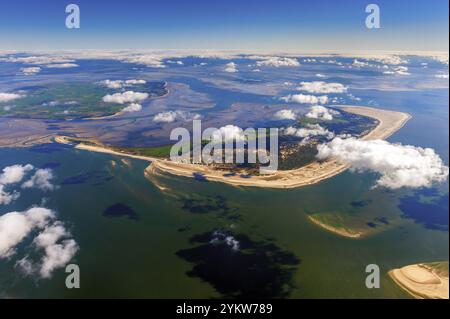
0,142,447,298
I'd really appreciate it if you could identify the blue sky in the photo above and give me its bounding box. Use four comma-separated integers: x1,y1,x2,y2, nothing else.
0,0,448,51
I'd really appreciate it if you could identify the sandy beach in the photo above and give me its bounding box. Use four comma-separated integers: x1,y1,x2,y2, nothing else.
306,215,364,238
389,263,449,299
148,106,411,189
55,106,411,189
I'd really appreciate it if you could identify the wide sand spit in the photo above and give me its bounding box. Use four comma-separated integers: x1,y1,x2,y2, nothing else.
389,263,449,299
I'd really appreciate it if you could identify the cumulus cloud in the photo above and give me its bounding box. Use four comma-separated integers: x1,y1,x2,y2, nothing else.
255,57,300,67
0,207,55,257
297,81,347,94
153,110,200,123
210,230,239,251
316,137,449,189
119,54,165,68
224,62,238,73
352,59,369,67
0,185,20,205
274,109,297,120
45,63,79,68
102,91,149,104
383,66,410,76
122,103,142,113
306,105,339,120
20,67,41,75
211,125,246,143
315,73,326,78
435,73,449,79
281,94,328,104
0,92,23,103
0,207,78,278
0,164,34,185
283,124,335,140
33,223,78,278
100,79,146,89
21,168,56,191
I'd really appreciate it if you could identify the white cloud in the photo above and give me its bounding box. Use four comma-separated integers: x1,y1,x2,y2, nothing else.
352,59,369,67
435,73,449,79
0,207,55,257
0,55,75,65
210,230,239,251
0,207,78,278
316,137,449,189
383,66,410,76
33,223,78,278
100,79,146,89
122,103,142,113
306,105,339,120
255,57,300,67
102,91,149,104
315,73,326,78
153,111,179,123
153,110,200,123
224,62,238,73
274,109,297,120
283,124,335,140
0,164,34,185
0,93,23,103
20,67,41,75
281,94,328,104
45,63,79,68
297,81,347,94
211,125,245,143
21,168,55,191
0,185,20,205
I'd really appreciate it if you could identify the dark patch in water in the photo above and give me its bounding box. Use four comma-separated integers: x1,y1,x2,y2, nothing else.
180,195,240,220
350,199,372,208
62,170,114,186
374,217,389,225
177,226,191,232
193,172,208,182
103,203,138,220
223,172,236,177
399,192,448,231
29,143,72,153
176,229,300,298
47,124,61,131
41,162,61,169
366,222,377,228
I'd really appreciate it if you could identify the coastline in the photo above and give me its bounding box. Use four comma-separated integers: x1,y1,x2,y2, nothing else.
55,105,411,189
306,215,364,238
389,263,449,299
148,105,411,189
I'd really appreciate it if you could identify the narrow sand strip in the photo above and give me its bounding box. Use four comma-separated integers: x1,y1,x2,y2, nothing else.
389,263,449,299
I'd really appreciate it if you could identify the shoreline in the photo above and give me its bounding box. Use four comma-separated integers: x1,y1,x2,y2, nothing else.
389,263,449,299
306,215,363,238
55,105,411,189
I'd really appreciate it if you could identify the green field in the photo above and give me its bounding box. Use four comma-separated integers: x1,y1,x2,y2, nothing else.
0,81,167,120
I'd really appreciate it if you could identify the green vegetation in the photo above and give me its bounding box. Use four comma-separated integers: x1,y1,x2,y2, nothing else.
0,81,167,120
121,145,173,158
